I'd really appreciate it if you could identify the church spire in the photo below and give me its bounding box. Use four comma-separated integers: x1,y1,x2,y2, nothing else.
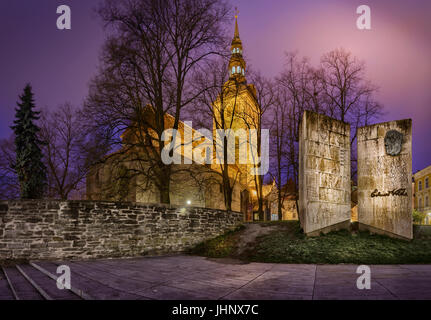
234,8,240,39
229,8,246,81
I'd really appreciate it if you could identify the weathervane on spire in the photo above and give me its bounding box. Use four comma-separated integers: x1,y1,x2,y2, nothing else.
233,7,240,39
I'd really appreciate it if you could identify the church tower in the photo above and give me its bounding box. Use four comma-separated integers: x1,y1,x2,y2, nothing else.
212,11,261,194
228,12,246,82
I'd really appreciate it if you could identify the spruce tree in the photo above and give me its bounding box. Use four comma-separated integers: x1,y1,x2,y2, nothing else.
11,84,47,199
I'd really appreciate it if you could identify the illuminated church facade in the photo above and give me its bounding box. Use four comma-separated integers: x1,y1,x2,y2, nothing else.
86,15,298,222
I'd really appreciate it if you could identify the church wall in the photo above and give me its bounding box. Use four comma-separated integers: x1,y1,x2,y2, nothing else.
203,181,241,212
267,190,298,221
89,159,243,213
282,199,298,220
86,158,136,203
135,176,159,204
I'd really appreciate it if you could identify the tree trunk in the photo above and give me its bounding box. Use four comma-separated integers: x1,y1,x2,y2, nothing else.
257,175,264,221
159,166,171,204
295,198,301,229
160,185,170,204
258,197,264,221
223,171,233,211
278,187,283,221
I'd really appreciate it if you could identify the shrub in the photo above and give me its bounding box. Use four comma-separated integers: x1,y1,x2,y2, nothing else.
413,209,426,225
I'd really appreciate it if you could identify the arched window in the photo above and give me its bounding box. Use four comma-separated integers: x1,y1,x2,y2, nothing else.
232,66,235,74
242,69,245,75
237,66,240,73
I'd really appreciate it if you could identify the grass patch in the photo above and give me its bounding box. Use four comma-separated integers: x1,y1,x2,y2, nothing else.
191,221,431,264
189,225,245,258
249,228,431,264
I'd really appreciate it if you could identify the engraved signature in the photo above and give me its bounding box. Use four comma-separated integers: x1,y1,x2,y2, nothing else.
370,188,408,198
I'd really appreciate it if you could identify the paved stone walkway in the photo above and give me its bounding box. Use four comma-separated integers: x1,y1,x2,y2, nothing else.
1,255,431,300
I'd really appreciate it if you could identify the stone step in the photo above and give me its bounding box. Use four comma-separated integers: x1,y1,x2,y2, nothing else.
0,267,15,300
30,262,92,300
18,264,81,300
2,266,44,300
35,261,145,300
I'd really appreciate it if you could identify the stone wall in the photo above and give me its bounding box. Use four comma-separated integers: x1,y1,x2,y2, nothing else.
0,200,243,261
299,111,351,235
357,119,413,240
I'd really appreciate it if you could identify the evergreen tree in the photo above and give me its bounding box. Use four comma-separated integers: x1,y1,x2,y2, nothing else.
11,84,47,199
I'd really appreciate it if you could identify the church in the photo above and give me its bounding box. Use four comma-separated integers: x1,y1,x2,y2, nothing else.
86,15,298,222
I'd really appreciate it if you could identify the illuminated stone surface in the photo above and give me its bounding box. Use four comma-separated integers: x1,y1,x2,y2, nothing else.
357,119,413,240
299,111,351,236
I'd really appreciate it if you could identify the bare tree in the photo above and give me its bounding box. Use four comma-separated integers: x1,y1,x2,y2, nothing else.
85,0,230,204
276,53,321,222
39,104,107,200
269,85,291,220
319,48,383,179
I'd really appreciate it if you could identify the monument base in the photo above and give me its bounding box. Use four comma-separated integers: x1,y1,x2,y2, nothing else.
358,223,412,241
306,220,351,237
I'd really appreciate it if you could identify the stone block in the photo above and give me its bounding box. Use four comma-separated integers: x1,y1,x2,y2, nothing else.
299,110,351,235
0,203,8,213
357,119,413,240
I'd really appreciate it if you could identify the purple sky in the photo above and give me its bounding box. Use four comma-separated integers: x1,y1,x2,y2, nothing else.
0,0,430,173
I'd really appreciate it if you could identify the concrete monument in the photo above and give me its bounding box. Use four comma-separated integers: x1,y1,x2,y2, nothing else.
357,119,413,240
299,111,351,236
